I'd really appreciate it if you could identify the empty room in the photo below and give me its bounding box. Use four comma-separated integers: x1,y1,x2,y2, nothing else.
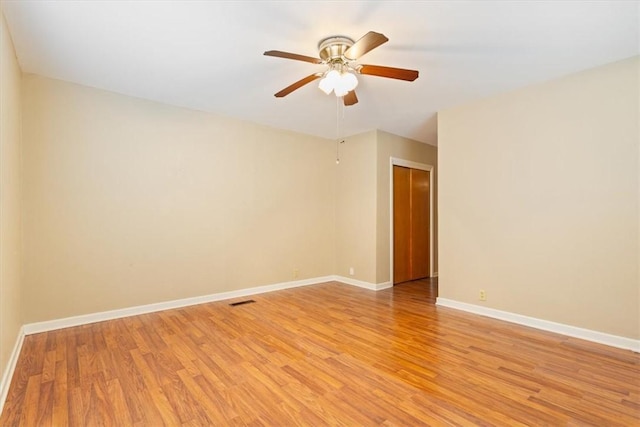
0,1,638,425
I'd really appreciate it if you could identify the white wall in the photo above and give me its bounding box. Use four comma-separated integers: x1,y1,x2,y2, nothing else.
439,56,639,339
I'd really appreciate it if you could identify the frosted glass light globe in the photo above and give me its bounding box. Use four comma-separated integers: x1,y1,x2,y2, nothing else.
318,70,341,95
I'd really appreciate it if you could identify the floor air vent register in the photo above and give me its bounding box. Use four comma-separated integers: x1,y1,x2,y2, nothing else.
229,299,256,307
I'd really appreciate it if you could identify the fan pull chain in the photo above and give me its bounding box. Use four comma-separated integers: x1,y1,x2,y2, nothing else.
335,96,347,164
336,96,341,164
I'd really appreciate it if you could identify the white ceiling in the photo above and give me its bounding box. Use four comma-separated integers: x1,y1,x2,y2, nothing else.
2,1,638,145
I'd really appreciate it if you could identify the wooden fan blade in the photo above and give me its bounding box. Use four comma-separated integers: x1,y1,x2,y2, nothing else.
343,31,389,60
358,65,419,81
274,73,322,98
343,90,358,106
264,50,323,64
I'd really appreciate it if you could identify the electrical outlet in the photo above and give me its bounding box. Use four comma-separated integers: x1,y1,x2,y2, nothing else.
349,267,355,276
479,289,487,301
293,269,299,279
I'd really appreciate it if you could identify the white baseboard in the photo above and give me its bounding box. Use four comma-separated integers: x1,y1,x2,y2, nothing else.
333,276,393,291
375,281,393,290
0,326,25,412
24,275,392,336
24,276,335,335
436,298,640,352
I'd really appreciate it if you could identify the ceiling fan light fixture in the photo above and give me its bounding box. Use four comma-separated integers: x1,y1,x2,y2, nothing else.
319,69,340,94
342,72,358,90
318,79,333,95
334,84,350,97
318,70,358,97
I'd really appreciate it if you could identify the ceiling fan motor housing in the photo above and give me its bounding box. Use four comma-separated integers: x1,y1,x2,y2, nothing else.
318,36,355,63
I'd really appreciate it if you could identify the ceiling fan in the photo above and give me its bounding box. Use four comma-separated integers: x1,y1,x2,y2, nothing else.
264,31,419,107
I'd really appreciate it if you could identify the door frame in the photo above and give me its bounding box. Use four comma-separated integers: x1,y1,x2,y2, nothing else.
389,157,434,282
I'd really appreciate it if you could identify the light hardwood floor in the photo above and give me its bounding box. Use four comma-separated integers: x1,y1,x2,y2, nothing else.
1,279,638,426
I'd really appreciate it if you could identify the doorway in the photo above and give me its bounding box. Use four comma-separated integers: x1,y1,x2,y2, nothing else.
390,159,434,285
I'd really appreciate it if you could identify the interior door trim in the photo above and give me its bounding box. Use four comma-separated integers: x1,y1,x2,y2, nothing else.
389,157,434,282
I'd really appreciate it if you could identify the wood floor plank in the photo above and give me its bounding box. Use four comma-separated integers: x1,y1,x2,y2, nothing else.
83,373,115,426
129,348,183,426
67,385,84,426
51,360,68,426
1,279,639,426
105,379,133,426
190,373,239,422
35,380,53,426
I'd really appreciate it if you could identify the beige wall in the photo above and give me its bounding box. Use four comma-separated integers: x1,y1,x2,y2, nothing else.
376,130,438,284
20,73,439,324
439,56,639,339
0,10,23,377
334,130,378,283
334,129,439,285
22,75,336,323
